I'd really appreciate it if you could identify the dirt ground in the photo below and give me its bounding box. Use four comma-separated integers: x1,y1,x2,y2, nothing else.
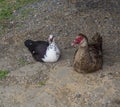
0,0,120,107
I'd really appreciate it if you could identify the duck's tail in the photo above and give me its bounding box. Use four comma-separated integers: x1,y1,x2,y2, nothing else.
92,33,102,54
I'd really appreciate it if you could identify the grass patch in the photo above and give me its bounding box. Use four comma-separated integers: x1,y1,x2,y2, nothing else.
18,58,28,66
0,0,40,20
0,0,42,33
0,70,9,79
38,81,46,86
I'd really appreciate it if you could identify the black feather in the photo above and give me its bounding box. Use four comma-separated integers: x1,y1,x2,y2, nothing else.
24,39,49,62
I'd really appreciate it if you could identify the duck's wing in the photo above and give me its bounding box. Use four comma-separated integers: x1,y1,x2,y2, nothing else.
34,41,49,57
91,33,102,55
88,44,102,57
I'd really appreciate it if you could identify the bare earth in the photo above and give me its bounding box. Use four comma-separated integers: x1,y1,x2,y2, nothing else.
0,0,120,107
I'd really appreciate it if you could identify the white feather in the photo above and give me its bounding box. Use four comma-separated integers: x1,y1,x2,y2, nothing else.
42,36,60,62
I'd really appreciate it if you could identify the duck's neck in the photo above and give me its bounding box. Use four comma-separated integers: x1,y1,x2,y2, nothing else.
79,39,88,48
78,39,89,58
78,40,92,64
49,41,55,45
49,38,55,44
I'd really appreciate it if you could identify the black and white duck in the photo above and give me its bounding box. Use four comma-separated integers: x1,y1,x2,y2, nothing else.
24,35,60,62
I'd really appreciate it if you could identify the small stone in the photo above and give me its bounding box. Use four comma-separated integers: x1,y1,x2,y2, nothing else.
75,92,81,98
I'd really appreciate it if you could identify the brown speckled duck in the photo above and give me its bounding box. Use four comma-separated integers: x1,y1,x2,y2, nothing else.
71,33,103,73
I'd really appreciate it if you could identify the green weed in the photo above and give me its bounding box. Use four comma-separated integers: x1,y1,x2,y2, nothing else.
38,81,46,86
0,70,9,79
18,58,28,66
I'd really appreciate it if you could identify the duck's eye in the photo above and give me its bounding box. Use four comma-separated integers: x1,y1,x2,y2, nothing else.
32,51,35,54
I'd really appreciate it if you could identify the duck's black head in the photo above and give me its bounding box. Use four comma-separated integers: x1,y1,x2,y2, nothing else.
24,40,36,54
24,40,34,47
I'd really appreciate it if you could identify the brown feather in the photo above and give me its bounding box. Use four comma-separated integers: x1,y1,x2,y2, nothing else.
73,33,103,73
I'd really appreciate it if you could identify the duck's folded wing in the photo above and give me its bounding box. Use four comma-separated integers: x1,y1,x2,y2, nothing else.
34,42,49,58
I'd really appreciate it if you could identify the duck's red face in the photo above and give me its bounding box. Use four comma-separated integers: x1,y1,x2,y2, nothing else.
71,35,84,46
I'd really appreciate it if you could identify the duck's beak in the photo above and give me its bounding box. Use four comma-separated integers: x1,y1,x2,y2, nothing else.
49,35,55,43
71,42,77,48
71,42,74,46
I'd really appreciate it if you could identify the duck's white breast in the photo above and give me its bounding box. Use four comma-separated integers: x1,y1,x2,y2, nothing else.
42,43,60,62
